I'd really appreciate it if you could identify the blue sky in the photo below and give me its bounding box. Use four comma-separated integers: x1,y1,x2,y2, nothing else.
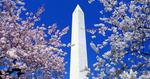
0,0,149,79
24,0,104,79
20,0,150,79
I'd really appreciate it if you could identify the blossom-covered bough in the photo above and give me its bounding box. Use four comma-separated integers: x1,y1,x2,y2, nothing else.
88,0,150,79
0,0,69,79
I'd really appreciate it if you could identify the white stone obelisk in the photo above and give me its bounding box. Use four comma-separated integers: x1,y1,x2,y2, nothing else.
70,5,88,79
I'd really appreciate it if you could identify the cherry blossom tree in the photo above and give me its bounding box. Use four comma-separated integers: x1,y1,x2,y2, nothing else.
88,0,150,79
0,0,69,79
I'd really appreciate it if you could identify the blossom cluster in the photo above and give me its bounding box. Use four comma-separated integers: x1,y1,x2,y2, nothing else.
88,0,150,79
0,0,69,79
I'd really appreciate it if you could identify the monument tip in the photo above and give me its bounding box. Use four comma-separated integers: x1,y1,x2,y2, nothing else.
74,4,83,12
76,4,80,8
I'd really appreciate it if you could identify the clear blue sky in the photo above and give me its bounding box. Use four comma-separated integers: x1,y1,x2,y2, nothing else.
24,0,150,79
0,0,149,79
24,0,104,79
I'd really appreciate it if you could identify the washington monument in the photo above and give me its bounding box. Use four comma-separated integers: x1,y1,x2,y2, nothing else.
70,5,88,79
